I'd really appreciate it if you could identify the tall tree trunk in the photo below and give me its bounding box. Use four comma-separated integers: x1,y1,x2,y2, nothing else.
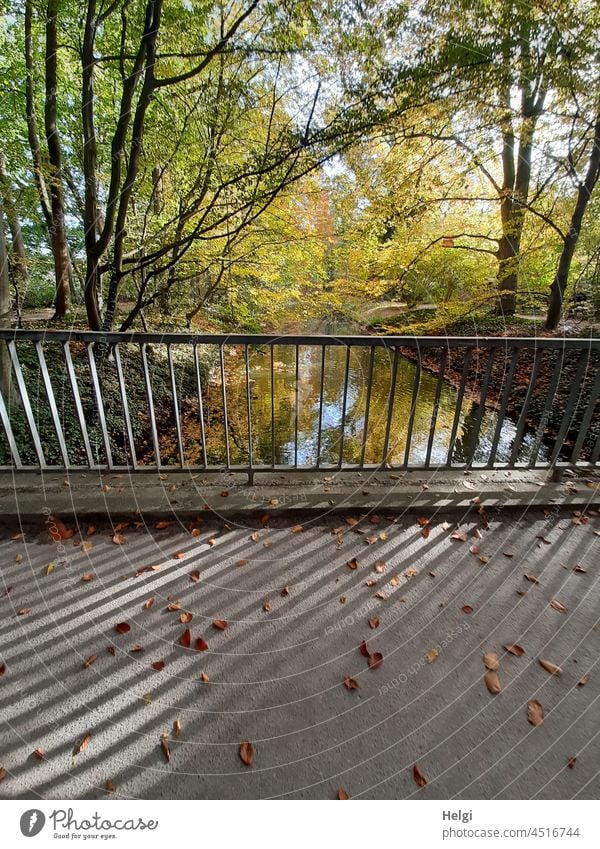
0,208,14,406
545,115,600,330
0,154,28,289
44,0,70,318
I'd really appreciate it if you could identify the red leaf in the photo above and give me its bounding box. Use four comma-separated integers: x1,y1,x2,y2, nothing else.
195,638,209,651
368,651,383,669
152,660,165,671
179,628,191,648
115,622,131,634
239,741,255,766
359,640,371,658
212,619,228,630
33,747,45,761
343,677,360,689
189,570,201,583
462,604,474,614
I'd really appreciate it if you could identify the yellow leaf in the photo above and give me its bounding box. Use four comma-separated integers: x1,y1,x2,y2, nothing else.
425,648,439,663
45,563,55,576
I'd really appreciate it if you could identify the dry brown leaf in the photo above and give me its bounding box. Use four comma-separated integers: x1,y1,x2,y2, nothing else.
390,575,401,586
112,534,125,545
189,570,201,583
212,619,228,630
484,670,501,694
539,659,562,676
143,598,155,610
337,788,349,799
527,699,544,726
249,532,260,542
135,564,160,577
345,517,359,526
33,747,45,761
483,652,499,671
0,767,6,782
199,672,209,682
550,599,568,613
368,617,380,630
280,586,289,597
106,779,115,792
524,574,540,584
503,643,525,656
173,719,182,738
359,640,371,658
179,611,193,624
154,520,172,529
425,648,439,663
179,628,191,648
290,525,304,533
17,607,30,616
462,604,474,614
374,591,387,600
368,651,383,669
160,734,171,762
239,741,255,766
451,531,468,542
106,645,116,656
263,600,272,613
413,764,428,788
577,674,590,687
343,677,360,690
567,757,577,769
152,661,165,671
0,664,5,677
49,517,75,541
74,733,92,755
130,644,143,653
83,654,97,668
347,558,359,570
115,622,130,634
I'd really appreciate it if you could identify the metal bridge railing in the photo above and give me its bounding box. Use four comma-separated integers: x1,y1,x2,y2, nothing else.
0,330,598,479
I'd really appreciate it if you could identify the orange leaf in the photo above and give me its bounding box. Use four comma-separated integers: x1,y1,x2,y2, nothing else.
74,733,92,755
212,619,227,630
337,788,349,799
527,699,544,726
577,674,590,687
83,655,97,668
154,520,172,529
343,677,360,689
180,611,193,624
49,516,74,541
290,525,304,533
368,651,383,669
239,741,255,766
359,640,370,658
112,533,125,545
484,671,501,694
143,598,155,610
263,600,272,613
347,558,359,570
199,672,209,682
33,747,45,761
550,599,568,613
483,652,499,671
106,778,115,792
503,643,525,656
539,659,562,676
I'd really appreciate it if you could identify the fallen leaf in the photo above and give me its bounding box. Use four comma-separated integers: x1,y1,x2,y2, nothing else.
130,644,143,653
343,677,360,690
527,699,544,726
33,748,45,761
237,559,248,567
143,598,155,610
0,664,5,676
478,555,491,565
112,534,125,545
196,637,209,651
81,541,93,553
250,532,260,542
179,628,191,648
135,564,160,576
539,659,562,676
11,532,24,541
152,661,165,671
106,779,115,792
0,767,6,782
503,644,525,657
404,567,418,578
74,733,92,755
337,788,349,799
49,517,74,541
263,600,272,613
425,648,439,663
421,526,430,538
280,586,289,597
368,617,380,630
374,591,387,600
413,764,428,788
550,599,568,613
115,622,130,634
83,655,97,668
154,520,172,529
200,672,209,682
567,757,577,769
390,575,400,586
239,741,255,766
291,525,304,533
212,619,227,630
368,652,383,669
106,646,116,656
577,674,590,687
451,531,468,542
483,652,499,671
173,719,182,738
365,579,377,588
503,551,514,558
484,670,501,694
189,570,201,583
359,640,371,658
160,734,171,762
524,574,540,584
179,612,193,624
345,517,359,526
14,553,22,563
45,563,55,576
573,564,587,573
86,525,96,536
462,604,474,614
347,558,359,570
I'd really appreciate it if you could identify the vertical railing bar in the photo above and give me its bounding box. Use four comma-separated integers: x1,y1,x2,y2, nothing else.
192,344,207,469
35,341,70,468
402,358,422,468
338,346,351,468
167,343,185,468
7,340,46,468
570,367,600,463
487,347,519,467
381,347,400,466
359,345,375,467
0,366,23,468
86,341,113,469
245,344,253,471
316,344,326,467
528,349,565,467
548,349,589,466
425,348,448,468
508,348,543,467
465,347,496,467
63,341,94,467
113,343,138,470
141,342,161,469
446,347,473,466
220,343,230,468
270,344,275,468
590,426,600,465
294,344,299,468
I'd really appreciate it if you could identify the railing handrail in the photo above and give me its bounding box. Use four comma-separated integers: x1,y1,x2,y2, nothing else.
0,329,599,349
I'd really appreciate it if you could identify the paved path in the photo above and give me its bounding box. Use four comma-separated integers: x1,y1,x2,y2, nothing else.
0,505,599,800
